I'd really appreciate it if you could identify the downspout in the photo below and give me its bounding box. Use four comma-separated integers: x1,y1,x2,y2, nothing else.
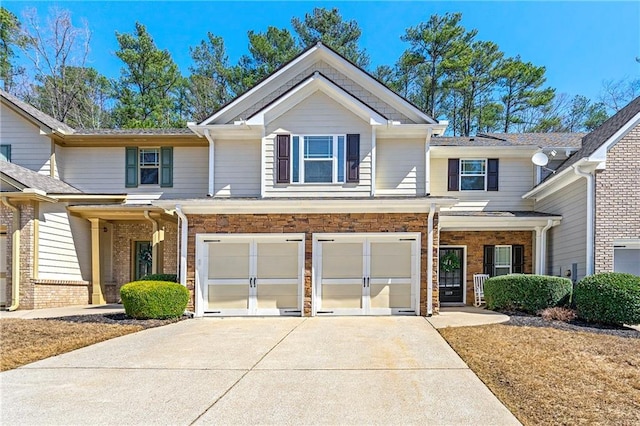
1,197,20,311
427,203,436,316
574,166,595,275
539,219,554,275
174,205,188,287
143,211,159,275
204,129,215,197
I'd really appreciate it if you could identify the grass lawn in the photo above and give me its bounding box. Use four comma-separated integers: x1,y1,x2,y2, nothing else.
440,324,640,425
0,319,143,371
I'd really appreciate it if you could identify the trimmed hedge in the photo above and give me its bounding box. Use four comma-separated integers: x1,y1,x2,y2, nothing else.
484,274,572,314
574,272,640,325
140,273,178,283
120,281,189,319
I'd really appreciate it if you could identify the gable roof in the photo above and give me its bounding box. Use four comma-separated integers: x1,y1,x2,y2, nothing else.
199,42,438,126
431,132,583,148
1,161,82,194
0,90,75,134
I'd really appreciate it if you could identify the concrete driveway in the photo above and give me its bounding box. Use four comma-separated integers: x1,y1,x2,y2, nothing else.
1,317,520,425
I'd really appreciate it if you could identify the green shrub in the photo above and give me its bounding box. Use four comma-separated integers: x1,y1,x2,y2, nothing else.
574,272,640,325
120,281,189,319
484,274,572,314
139,273,178,283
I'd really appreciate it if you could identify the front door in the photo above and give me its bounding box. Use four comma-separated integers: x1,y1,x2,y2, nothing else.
315,233,420,315
134,241,152,281
439,247,464,304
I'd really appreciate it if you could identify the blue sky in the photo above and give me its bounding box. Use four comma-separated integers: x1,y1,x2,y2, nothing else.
4,1,640,100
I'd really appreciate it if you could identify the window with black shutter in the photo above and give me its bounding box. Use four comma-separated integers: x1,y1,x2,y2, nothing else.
346,134,360,183
448,158,459,191
483,244,525,276
276,134,290,184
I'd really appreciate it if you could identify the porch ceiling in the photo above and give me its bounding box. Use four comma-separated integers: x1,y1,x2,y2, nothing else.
439,211,561,231
67,205,176,222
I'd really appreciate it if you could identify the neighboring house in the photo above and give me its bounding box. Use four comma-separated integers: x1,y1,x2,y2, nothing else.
1,42,638,315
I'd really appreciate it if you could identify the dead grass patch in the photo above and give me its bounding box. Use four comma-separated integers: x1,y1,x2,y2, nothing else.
440,324,640,425
0,319,143,371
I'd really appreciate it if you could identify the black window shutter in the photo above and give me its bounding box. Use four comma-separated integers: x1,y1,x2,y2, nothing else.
512,245,525,273
276,134,290,184
346,134,360,183
160,146,173,188
483,245,495,276
487,158,499,191
448,159,459,191
125,147,138,188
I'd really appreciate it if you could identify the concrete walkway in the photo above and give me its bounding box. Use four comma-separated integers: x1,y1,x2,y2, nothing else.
0,303,125,319
427,306,511,329
0,317,521,425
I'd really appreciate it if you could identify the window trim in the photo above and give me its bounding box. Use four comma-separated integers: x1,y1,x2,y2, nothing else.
0,144,11,162
138,147,161,186
494,245,512,276
291,134,346,184
459,158,487,191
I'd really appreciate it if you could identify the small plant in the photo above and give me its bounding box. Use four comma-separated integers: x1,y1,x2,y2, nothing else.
574,272,640,326
120,281,189,319
484,274,572,314
539,307,577,322
140,273,178,282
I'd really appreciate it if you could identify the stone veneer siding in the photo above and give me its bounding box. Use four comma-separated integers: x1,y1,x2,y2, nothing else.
594,123,640,273
111,220,178,302
439,231,534,305
187,213,439,316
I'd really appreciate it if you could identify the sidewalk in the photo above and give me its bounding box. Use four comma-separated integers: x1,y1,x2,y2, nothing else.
0,304,124,319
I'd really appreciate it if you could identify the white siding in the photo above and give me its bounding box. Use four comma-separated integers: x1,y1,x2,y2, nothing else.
213,139,261,197
535,179,587,280
265,91,372,197
0,104,54,175
58,146,209,198
38,203,90,281
431,157,536,211
376,138,425,196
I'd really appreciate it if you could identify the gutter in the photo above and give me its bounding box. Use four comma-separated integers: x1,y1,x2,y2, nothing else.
143,211,159,275
174,205,188,287
427,203,436,316
1,197,20,311
574,165,595,276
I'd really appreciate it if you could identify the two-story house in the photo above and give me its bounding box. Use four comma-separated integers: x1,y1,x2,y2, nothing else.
2,43,638,315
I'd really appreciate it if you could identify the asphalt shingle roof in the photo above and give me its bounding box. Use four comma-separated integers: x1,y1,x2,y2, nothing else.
1,161,82,194
431,132,584,148
0,90,75,134
549,96,640,178
72,128,194,136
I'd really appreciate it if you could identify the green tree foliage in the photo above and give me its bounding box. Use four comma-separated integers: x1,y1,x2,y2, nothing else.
228,26,300,97
496,56,555,132
0,7,24,92
113,22,183,128
188,32,230,122
401,12,476,118
292,7,369,68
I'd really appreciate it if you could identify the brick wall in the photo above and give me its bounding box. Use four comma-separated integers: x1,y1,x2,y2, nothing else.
187,213,438,316
439,230,534,305
594,124,640,272
32,280,90,308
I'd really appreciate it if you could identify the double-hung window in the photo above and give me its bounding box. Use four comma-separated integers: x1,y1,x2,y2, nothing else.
139,148,160,185
483,244,524,276
460,159,486,191
494,246,512,276
292,135,345,183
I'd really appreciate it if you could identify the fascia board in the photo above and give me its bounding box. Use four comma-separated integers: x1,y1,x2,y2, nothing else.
247,74,387,126
588,111,640,162
522,161,584,200
317,48,437,124
440,215,562,230
201,46,320,125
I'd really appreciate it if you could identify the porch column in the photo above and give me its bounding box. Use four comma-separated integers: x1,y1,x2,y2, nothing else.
89,218,106,304
534,226,543,274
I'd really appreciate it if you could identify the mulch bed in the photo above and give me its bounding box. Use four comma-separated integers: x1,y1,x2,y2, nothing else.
46,312,191,329
500,311,640,338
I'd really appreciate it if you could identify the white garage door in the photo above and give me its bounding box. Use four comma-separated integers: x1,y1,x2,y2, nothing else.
197,234,304,316
614,248,640,276
314,233,420,315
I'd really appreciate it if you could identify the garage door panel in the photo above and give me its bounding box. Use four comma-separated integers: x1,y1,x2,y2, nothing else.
256,243,299,279
208,243,250,279
208,284,249,309
322,243,363,279
370,284,412,308
257,283,299,309
370,242,412,278
321,283,363,309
